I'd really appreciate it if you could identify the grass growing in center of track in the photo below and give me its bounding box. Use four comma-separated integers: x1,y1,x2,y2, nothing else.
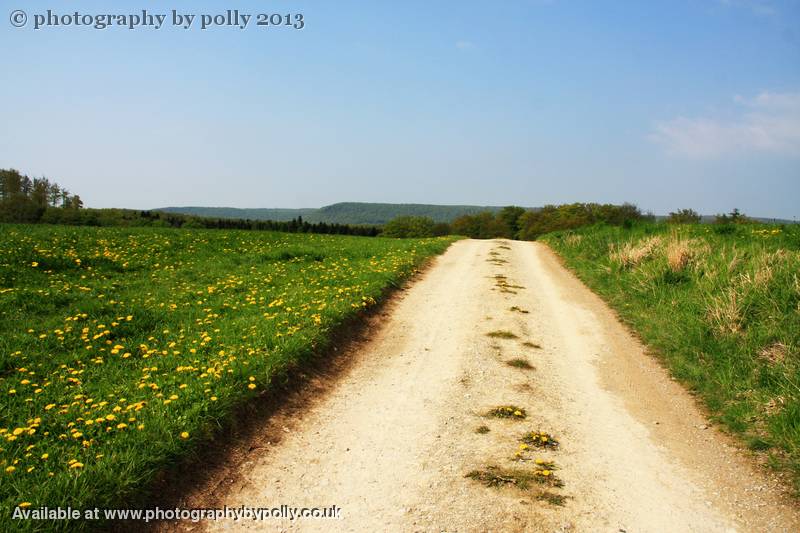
0,225,455,529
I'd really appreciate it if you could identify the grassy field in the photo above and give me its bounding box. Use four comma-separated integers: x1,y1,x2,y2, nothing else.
0,225,455,529
543,223,800,491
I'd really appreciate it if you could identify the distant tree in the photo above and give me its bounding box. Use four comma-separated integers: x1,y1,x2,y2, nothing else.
0,168,83,223
47,182,61,207
517,202,646,240
451,211,503,239
382,216,438,238
715,208,753,225
0,168,23,199
667,208,701,224
498,206,526,238
431,222,451,237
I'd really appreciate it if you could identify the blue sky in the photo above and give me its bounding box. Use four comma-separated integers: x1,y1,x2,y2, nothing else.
1,0,799,218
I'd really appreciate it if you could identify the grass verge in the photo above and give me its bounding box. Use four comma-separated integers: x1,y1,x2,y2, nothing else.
543,222,800,492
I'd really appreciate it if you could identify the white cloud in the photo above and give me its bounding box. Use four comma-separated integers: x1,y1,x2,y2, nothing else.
650,91,800,159
455,40,475,50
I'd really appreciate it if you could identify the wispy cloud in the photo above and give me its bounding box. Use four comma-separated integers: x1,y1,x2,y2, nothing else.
717,0,778,17
650,91,800,159
455,40,475,51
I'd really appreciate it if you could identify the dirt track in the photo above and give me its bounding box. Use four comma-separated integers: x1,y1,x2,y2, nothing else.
171,239,799,532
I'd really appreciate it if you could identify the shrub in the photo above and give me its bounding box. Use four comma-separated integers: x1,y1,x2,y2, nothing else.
667,208,701,224
381,215,439,238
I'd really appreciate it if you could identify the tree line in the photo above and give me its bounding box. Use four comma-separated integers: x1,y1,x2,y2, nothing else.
1,168,763,239
384,203,651,239
22,207,380,237
0,168,379,236
0,169,83,223
382,204,762,239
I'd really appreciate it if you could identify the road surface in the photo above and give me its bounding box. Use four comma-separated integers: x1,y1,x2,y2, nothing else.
169,239,799,532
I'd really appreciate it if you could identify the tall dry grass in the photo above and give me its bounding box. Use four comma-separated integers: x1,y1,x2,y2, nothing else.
610,236,662,268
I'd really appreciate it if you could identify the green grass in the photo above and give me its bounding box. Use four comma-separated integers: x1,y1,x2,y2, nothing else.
0,224,456,530
543,222,800,491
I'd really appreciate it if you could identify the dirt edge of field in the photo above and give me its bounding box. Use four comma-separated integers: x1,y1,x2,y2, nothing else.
129,247,454,533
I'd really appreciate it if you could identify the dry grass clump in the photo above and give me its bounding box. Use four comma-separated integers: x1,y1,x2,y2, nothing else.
610,236,662,268
665,236,710,273
706,286,743,336
751,249,788,289
565,234,583,246
759,342,789,366
666,239,692,272
706,251,789,336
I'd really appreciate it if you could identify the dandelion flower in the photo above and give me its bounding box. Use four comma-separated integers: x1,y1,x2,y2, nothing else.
180,431,189,440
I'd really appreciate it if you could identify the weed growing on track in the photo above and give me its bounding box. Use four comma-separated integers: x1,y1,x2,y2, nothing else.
475,425,491,434
522,341,542,349
493,275,525,294
509,306,529,314
486,406,527,419
0,224,456,529
544,222,800,491
486,330,518,339
506,358,534,370
521,431,560,449
536,491,568,506
466,465,563,489
487,251,507,265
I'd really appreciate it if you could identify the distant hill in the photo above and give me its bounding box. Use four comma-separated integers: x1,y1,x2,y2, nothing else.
158,204,797,227
158,202,509,225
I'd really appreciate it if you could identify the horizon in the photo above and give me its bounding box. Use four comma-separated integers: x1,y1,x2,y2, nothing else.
157,201,798,221
2,1,799,219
